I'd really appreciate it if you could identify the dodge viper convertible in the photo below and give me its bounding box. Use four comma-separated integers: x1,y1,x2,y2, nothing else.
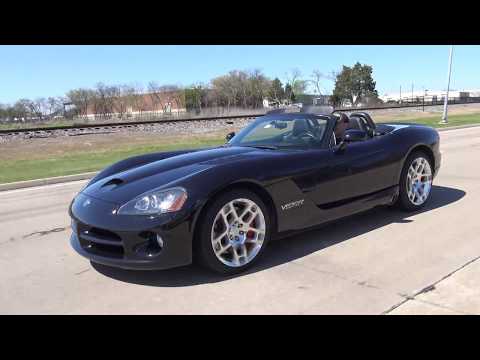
69,111,441,274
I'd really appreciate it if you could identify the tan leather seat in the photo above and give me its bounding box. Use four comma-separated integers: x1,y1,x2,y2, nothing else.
334,113,350,140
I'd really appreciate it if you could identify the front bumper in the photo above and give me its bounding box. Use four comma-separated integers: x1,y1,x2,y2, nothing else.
69,193,194,270
435,151,442,177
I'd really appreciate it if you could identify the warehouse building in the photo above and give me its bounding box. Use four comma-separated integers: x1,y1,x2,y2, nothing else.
380,89,480,103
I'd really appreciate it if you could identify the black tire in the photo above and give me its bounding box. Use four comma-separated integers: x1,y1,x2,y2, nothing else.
195,189,271,275
396,150,433,211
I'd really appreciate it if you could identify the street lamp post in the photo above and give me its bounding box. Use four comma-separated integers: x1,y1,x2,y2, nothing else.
440,45,454,124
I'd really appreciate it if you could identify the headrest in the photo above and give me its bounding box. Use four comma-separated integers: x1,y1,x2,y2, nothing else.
347,116,365,131
292,119,309,136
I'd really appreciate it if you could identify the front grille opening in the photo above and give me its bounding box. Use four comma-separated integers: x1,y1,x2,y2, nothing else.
89,227,121,242
86,241,124,258
76,221,125,259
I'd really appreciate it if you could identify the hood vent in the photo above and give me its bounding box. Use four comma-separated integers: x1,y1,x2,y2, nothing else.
101,178,124,190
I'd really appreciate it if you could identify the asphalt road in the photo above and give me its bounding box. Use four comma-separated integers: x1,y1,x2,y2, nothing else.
1,127,479,314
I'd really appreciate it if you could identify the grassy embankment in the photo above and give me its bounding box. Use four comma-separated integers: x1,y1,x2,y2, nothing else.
0,137,224,184
1,112,479,184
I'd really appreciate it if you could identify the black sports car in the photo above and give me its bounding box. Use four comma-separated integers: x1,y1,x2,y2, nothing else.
69,111,441,274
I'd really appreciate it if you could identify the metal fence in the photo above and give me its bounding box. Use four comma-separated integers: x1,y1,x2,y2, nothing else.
334,96,480,112
2,96,480,131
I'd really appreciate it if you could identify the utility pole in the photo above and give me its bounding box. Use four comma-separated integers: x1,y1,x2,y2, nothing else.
400,85,402,104
440,45,454,124
411,83,414,104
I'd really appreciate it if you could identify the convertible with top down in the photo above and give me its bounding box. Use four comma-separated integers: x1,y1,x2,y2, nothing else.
69,111,441,274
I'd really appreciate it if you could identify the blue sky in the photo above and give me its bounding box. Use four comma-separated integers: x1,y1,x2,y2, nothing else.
0,45,479,104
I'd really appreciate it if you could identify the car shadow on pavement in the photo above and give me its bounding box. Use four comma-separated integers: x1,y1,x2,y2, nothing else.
92,185,465,287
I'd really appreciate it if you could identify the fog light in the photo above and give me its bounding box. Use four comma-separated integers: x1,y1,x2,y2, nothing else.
156,234,164,249
136,231,164,257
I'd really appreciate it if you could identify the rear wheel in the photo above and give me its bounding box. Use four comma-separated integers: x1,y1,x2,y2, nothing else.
196,189,271,275
396,151,433,211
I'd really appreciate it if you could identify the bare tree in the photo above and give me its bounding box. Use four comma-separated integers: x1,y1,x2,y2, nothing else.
167,86,185,114
46,97,64,117
285,68,307,98
310,70,325,96
159,84,182,114
31,98,47,120
147,81,164,116
94,83,119,119
66,88,96,118
248,69,271,108
110,85,134,119
119,85,137,118
17,98,45,121
131,84,146,117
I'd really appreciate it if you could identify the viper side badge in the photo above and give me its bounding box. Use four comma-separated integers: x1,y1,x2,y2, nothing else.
281,199,304,211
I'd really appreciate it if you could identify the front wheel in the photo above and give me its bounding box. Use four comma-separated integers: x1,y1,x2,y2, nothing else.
396,151,433,211
195,189,271,275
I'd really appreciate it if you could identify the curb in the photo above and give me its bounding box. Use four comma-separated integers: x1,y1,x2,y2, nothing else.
436,123,480,132
0,172,97,192
1,123,479,192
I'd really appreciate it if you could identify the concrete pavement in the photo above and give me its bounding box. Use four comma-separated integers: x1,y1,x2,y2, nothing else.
1,127,480,314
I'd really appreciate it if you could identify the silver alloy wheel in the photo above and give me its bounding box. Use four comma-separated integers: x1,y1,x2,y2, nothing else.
211,198,266,267
406,156,433,206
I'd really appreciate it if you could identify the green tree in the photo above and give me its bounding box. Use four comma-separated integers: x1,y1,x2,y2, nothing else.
0,104,6,120
332,62,378,106
268,78,284,102
284,84,294,103
185,85,205,113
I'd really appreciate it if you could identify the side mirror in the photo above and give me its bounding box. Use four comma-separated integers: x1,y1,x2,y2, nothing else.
225,132,235,142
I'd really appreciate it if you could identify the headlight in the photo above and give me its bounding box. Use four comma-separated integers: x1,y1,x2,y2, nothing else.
117,187,188,216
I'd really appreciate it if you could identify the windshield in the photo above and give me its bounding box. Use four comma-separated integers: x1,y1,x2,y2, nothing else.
229,116,329,149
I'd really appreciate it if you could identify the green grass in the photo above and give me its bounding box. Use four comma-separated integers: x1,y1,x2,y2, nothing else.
379,112,480,128
0,137,224,184
2,112,480,185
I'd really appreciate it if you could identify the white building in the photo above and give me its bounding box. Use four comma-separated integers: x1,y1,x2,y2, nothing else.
380,89,480,103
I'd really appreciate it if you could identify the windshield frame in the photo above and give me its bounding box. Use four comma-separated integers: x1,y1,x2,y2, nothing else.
228,113,335,150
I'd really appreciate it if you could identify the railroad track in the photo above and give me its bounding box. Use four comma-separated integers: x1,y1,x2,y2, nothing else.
3,100,476,139
0,113,265,137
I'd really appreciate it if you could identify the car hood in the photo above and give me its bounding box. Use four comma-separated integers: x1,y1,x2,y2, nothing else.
82,146,260,205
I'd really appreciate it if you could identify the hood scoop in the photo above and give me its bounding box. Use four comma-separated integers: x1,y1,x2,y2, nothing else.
101,178,124,190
